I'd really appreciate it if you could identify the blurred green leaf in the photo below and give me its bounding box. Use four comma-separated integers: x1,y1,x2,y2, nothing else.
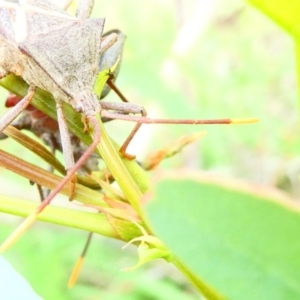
296,42,300,108
145,172,300,299
247,0,300,107
248,0,300,39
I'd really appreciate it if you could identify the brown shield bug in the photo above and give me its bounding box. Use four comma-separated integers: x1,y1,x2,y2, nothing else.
0,0,120,250
0,0,257,252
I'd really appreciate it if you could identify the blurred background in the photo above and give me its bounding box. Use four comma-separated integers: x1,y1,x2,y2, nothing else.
0,0,298,299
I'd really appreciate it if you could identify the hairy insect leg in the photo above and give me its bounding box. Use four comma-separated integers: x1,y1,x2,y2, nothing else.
76,0,95,19
101,102,147,159
56,103,75,172
62,0,73,10
100,34,118,56
0,86,36,132
106,74,129,103
0,116,101,252
0,111,31,139
56,102,76,199
36,184,46,201
101,102,259,158
0,113,53,198
119,121,144,159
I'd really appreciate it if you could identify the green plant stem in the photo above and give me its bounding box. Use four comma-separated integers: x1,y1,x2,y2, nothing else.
95,115,146,219
0,149,107,207
0,63,220,298
0,74,149,193
0,75,151,224
0,75,88,143
0,194,119,238
172,256,227,300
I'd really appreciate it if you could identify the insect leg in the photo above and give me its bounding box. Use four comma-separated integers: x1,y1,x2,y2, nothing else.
0,115,101,252
0,86,36,132
56,102,77,198
62,0,73,10
56,102,75,172
106,77,129,103
76,0,95,19
99,33,118,56
101,102,146,159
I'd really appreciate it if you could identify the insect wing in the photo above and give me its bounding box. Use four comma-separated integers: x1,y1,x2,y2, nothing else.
0,0,74,42
18,18,105,97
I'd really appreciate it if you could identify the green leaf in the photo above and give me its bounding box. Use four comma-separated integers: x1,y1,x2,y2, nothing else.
123,242,171,271
247,0,300,40
122,233,173,271
296,42,300,108
145,172,300,300
247,0,300,107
